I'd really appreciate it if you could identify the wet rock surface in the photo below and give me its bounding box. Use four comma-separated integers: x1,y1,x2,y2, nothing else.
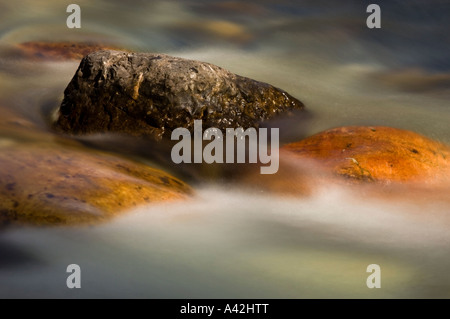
283,126,450,183
0,143,191,226
233,126,450,207
54,50,304,139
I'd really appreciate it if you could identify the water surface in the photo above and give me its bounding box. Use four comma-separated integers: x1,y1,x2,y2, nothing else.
0,0,449,298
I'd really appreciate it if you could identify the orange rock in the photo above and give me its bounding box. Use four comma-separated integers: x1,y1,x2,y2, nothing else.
283,126,450,184
15,42,127,61
237,126,450,208
0,143,192,226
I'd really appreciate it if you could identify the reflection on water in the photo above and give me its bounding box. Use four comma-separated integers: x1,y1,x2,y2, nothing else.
0,0,450,298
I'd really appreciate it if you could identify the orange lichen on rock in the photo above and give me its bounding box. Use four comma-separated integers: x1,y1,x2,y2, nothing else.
283,126,450,184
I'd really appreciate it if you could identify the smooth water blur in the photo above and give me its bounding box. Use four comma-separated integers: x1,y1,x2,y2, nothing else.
0,0,450,298
2,187,450,298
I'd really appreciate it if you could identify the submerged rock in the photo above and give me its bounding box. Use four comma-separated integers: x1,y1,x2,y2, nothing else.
283,126,450,183
15,42,126,61
0,143,191,226
238,126,450,203
54,50,304,139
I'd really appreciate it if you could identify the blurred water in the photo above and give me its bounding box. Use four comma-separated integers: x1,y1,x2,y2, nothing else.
2,187,450,298
0,0,450,298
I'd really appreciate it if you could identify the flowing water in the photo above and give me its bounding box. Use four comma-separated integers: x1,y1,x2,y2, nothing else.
0,0,450,298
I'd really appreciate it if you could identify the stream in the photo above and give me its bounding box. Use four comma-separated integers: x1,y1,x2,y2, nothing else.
0,0,449,298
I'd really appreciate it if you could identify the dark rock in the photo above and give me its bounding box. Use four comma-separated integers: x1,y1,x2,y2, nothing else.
54,50,304,139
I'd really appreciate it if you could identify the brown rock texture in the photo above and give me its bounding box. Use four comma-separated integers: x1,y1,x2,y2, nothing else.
53,50,304,139
0,143,191,226
283,126,450,184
